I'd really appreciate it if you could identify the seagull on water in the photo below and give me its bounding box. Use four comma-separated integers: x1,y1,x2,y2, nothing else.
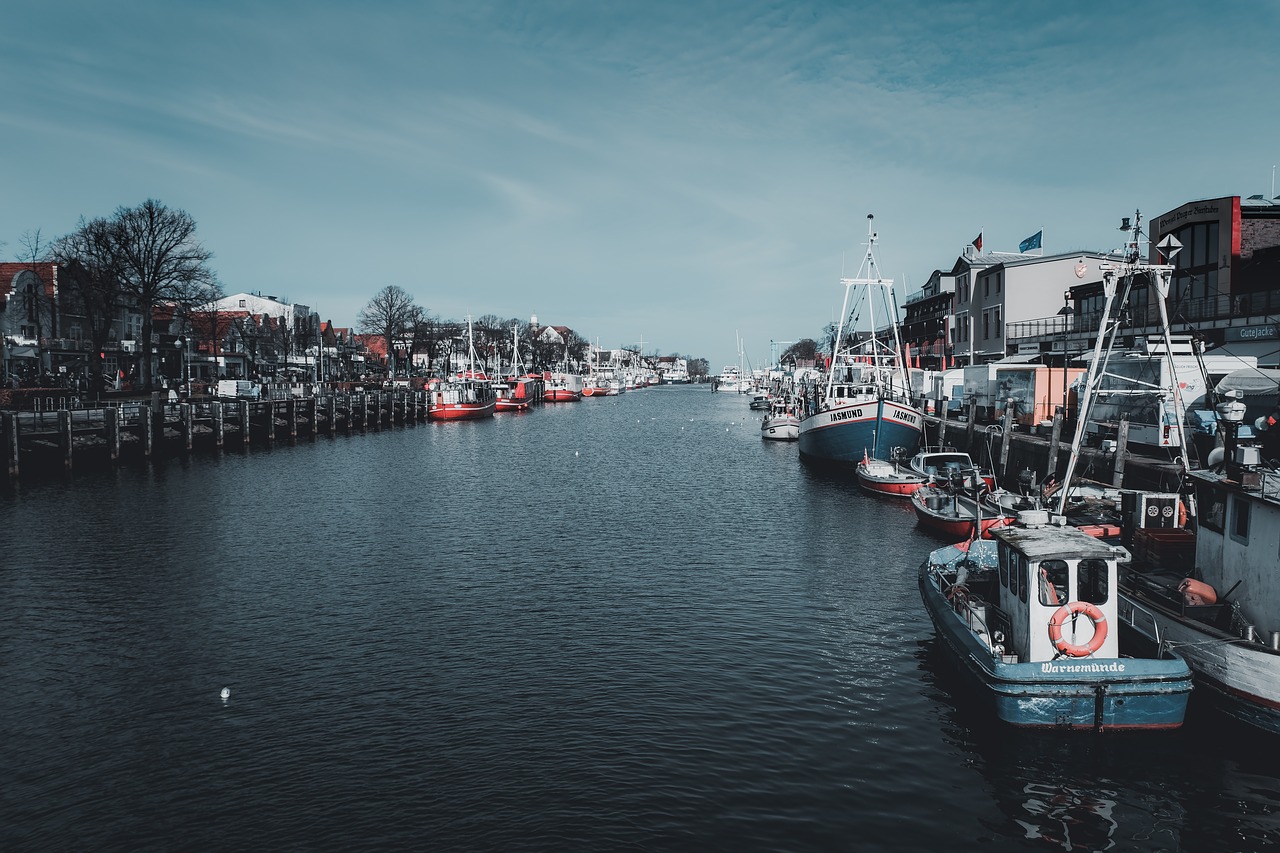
221,687,231,701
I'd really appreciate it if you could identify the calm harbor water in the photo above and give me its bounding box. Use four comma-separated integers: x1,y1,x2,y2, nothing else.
3,385,1279,851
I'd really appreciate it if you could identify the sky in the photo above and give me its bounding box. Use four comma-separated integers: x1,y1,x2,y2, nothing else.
3,1,1278,370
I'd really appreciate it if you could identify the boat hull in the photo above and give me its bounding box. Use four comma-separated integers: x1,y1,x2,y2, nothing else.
911,488,1014,539
920,548,1192,730
1120,589,1280,735
760,415,800,441
428,400,496,420
544,389,581,402
797,398,923,466
856,459,926,497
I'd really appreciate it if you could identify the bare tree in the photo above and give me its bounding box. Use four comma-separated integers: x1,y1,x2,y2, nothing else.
358,285,418,376
110,200,219,389
50,218,126,394
16,230,56,374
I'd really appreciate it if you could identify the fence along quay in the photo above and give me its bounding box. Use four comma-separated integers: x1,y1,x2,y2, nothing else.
1,385,436,481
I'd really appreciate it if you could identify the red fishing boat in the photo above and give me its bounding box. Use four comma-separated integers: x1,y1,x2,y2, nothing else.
911,484,1016,539
856,454,927,497
428,318,497,421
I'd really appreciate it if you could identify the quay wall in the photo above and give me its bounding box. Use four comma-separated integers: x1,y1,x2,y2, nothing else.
2,389,437,481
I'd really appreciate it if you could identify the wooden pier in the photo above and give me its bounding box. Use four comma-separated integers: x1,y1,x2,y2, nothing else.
2,389,433,480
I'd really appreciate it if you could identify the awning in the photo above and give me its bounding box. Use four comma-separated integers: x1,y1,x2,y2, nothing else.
990,353,1044,364
1206,341,1280,367
7,345,38,359
1217,367,1280,395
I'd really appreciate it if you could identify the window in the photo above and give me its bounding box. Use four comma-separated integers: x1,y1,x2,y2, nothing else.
1231,496,1251,543
984,278,990,298
994,307,1002,338
983,312,990,340
1038,560,1069,606
1200,487,1226,533
998,544,1010,589
239,299,247,307
996,273,1002,293
1078,559,1109,604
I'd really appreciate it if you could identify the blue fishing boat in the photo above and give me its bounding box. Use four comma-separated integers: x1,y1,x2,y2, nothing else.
797,215,923,466
919,517,1192,730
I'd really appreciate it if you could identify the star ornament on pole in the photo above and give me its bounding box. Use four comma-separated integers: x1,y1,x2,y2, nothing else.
1156,234,1182,264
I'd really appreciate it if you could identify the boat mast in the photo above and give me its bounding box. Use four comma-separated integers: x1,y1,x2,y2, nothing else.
1055,210,1183,515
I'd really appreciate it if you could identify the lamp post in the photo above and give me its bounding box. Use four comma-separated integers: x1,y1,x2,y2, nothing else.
174,336,187,396
1061,290,1073,418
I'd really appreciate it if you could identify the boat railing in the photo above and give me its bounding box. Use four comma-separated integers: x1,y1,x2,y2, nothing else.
933,568,1007,656
1119,595,1165,649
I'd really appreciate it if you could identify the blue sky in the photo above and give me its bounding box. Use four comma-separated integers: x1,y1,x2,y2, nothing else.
3,1,1277,369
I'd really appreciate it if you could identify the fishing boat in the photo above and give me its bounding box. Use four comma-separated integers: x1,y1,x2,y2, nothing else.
760,395,800,441
748,392,771,410
856,453,926,497
912,483,1017,539
858,448,994,499
919,518,1192,730
797,215,923,466
1121,464,1280,735
907,449,996,491
1034,210,1280,732
428,318,496,421
494,326,537,411
495,376,537,411
543,371,583,402
428,371,496,420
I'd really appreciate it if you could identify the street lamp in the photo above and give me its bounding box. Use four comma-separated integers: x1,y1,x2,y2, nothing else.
174,336,187,395
1060,290,1073,417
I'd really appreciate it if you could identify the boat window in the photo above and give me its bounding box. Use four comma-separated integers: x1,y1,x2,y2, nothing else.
1017,554,1028,603
1037,560,1069,606
1009,552,1021,601
1078,558,1109,605
1231,496,1251,544
997,544,1009,589
1200,486,1226,533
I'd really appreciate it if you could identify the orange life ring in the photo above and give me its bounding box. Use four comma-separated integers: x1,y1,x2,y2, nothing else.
1047,601,1108,657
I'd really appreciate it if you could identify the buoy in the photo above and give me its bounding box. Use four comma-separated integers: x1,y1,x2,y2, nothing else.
220,687,231,701
1179,578,1217,606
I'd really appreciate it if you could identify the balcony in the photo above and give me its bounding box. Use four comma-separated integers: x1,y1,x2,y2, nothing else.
1007,287,1280,345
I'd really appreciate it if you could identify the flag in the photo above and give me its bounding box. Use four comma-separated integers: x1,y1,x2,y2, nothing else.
972,233,983,252
1019,230,1042,252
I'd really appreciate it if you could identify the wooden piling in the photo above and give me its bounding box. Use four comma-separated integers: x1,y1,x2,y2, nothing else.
999,404,1016,484
212,401,224,447
965,400,977,452
4,412,19,478
105,406,120,460
1112,416,1130,487
59,410,73,470
239,402,250,446
1046,410,1063,481
142,404,154,457
180,403,193,450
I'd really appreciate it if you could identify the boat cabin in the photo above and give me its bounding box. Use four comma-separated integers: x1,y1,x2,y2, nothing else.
990,523,1120,662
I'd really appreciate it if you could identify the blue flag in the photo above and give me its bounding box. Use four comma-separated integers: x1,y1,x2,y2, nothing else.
1019,230,1042,252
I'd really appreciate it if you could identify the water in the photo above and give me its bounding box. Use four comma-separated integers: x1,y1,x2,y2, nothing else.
3,386,1279,851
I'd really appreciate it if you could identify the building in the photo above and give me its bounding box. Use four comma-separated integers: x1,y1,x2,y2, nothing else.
1148,195,1280,366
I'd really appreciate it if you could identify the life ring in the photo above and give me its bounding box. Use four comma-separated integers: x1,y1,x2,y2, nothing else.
1047,601,1108,657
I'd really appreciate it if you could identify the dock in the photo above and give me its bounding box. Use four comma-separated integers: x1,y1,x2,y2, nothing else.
2,389,433,480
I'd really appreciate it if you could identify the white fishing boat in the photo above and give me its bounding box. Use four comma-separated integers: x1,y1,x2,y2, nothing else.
796,215,924,466
760,395,800,441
